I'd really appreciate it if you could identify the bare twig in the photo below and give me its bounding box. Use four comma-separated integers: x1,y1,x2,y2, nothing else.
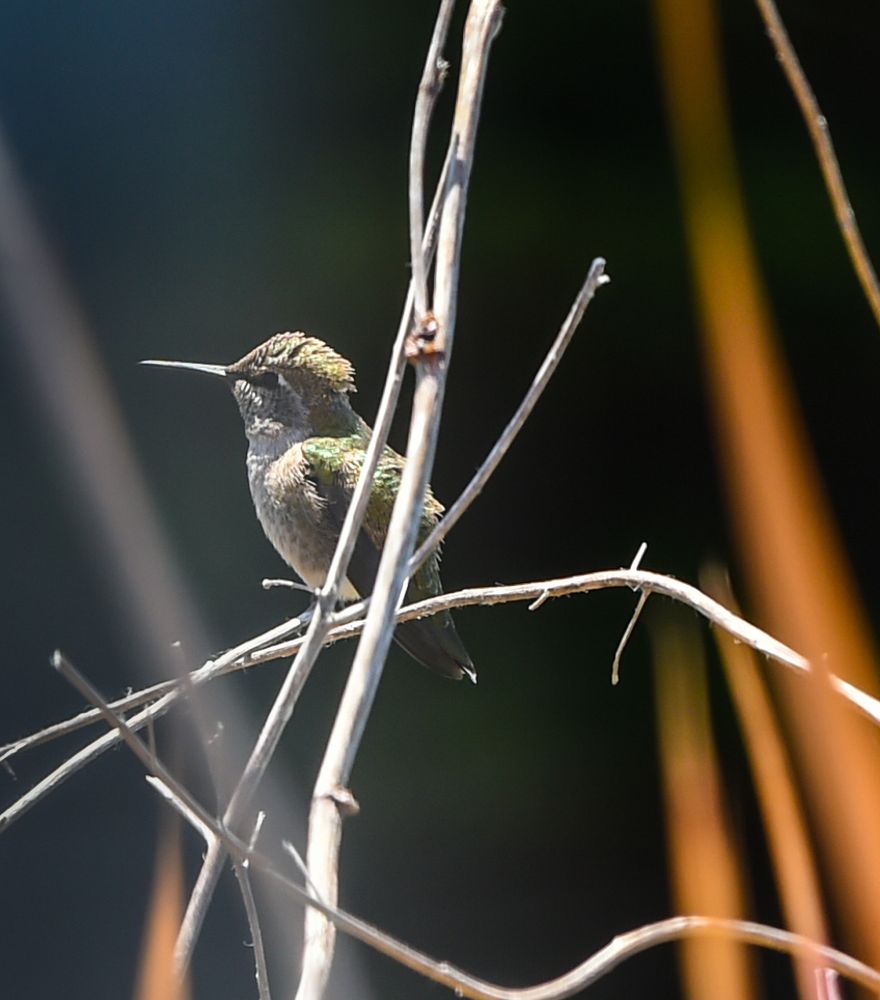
0,607,317,830
234,812,272,1000
409,0,456,320
296,5,503,997
6,566,880,837
611,542,650,685
172,62,461,979
753,0,880,328
52,651,272,998
0,609,313,766
410,257,609,573
50,650,879,999
144,747,880,999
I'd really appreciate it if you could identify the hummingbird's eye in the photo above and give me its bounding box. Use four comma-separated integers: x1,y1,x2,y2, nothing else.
250,371,280,390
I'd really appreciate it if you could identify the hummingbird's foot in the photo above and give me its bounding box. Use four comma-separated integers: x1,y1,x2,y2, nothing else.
261,577,316,596
262,576,322,616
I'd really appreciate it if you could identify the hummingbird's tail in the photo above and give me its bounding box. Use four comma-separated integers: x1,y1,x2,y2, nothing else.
394,610,476,683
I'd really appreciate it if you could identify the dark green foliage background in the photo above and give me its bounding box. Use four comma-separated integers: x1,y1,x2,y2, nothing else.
1,2,878,997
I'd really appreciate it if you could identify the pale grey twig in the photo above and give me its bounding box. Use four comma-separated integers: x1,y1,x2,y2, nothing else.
0,611,312,833
753,0,880,328
6,566,880,836
296,6,504,997
173,629,317,972
282,840,326,904
53,650,274,1000
173,71,460,978
141,743,880,998
147,776,215,845
409,0,456,320
47,656,880,999
0,605,317,767
411,256,609,573
234,812,272,1000
610,542,649,685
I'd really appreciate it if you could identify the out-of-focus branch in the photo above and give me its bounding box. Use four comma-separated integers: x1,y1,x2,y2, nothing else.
753,0,880,328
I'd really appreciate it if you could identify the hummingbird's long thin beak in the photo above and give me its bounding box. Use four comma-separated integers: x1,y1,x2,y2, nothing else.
139,359,229,378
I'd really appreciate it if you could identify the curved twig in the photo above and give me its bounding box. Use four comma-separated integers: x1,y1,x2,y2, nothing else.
53,647,880,1000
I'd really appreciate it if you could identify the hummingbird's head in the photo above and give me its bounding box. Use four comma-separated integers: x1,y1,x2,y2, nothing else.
227,332,358,443
142,332,359,444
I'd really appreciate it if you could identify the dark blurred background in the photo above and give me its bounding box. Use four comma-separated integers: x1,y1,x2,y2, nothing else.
1,1,878,997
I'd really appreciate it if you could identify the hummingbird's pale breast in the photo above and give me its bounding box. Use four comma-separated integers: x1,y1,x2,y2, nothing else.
246,439,360,601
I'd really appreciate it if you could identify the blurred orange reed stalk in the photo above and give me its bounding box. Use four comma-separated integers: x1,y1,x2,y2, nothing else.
654,622,756,1000
655,0,880,968
134,821,190,1000
707,566,833,1000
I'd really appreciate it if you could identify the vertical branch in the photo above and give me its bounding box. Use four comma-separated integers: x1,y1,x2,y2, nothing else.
172,69,460,982
296,4,503,999
409,0,457,321
431,1,502,349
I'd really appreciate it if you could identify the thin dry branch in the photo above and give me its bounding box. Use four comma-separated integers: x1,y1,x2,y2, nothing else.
409,0,456,320
158,779,880,997
752,0,880,328
6,565,880,838
410,256,609,572
0,609,312,766
2,255,608,772
49,648,879,1000
296,5,503,996
149,752,880,1000
172,54,462,977
51,651,272,999
233,812,272,1000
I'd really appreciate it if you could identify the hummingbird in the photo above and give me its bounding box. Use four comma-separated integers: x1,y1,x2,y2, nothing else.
142,332,475,682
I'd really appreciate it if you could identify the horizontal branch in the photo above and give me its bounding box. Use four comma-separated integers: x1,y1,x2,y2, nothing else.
4,567,880,834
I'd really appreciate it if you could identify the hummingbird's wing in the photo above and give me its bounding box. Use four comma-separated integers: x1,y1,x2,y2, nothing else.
302,436,475,682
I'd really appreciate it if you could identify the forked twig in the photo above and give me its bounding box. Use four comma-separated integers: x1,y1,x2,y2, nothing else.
296,3,504,997
51,652,271,997
148,754,880,999
45,651,880,999
233,812,271,1000
172,46,462,979
610,542,649,685
7,564,880,838
410,257,609,573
